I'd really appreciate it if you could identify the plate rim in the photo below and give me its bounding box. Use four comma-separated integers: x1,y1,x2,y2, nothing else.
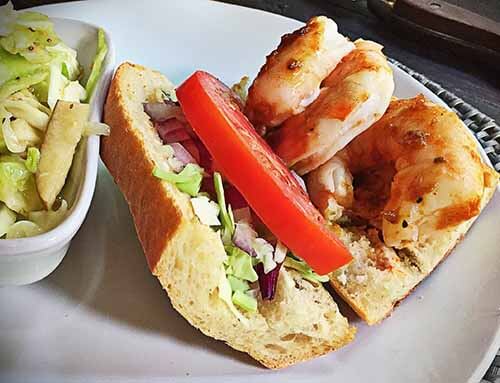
15,1,500,382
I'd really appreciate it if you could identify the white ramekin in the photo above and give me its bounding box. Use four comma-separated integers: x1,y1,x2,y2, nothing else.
0,18,115,285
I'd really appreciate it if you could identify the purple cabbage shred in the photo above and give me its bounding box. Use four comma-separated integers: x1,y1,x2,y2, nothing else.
255,262,282,300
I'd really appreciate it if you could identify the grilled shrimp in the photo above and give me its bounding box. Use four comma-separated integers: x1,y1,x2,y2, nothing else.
307,96,498,248
267,39,394,175
245,16,355,129
306,156,354,222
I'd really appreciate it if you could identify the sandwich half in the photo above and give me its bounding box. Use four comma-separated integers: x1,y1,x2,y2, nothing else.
313,96,499,325
101,62,355,368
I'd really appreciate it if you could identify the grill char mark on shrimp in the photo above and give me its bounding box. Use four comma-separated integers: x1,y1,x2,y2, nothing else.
307,96,498,248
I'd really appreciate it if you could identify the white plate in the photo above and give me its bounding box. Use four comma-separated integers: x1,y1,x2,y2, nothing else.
0,1,499,382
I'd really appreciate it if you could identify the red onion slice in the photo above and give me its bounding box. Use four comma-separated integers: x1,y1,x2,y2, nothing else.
170,142,197,167
156,119,189,144
182,140,201,164
232,222,257,255
165,127,192,144
233,207,252,223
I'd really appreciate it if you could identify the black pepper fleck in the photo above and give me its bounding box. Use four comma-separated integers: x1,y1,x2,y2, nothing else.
402,220,408,228
16,76,20,80
416,197,423,203
28,46,34,51
69,103,74,109
29,27,35,32
287,59,302,70
433,156,446,164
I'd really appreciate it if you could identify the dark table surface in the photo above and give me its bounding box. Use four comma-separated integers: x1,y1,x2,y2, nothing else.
9,0,500,124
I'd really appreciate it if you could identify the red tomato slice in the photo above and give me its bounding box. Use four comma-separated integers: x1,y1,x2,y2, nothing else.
176,71,352,274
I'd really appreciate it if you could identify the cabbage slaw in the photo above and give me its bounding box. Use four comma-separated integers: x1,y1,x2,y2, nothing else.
0,2,108,239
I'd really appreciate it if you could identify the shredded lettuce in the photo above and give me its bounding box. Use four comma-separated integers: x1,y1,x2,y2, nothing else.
284,256,329,284
153,163,203,197
153,150,258,314
227,275,250,292
25,146,39,173
218,272,249,325
84,28,107,102
223,245,259,313
0,202,16,237
219,269,257,317
224,245,258,283
213,172,235,236
233,290,257,312
212,172,259,314
232,290,257,312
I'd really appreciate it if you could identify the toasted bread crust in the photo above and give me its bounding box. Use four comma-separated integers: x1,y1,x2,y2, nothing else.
102,63,178,271
101,62,355,368
329,170,498,325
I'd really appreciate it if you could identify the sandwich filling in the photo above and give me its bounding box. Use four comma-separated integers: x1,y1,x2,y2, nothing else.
143,88,327,318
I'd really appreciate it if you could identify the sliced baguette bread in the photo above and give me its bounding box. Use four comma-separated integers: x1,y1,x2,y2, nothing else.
329,198,495,325
325,98,498,325
101,62,355,368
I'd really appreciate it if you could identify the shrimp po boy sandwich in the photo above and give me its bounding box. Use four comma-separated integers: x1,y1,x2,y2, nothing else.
101,15,497,368
101,61,357,368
